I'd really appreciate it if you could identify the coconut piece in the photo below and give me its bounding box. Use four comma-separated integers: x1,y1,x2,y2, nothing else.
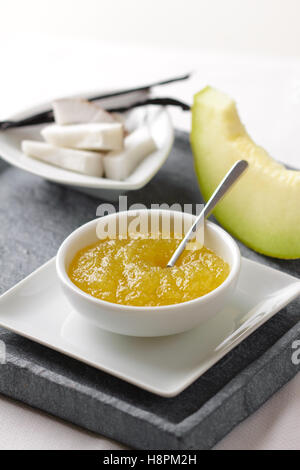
41,122,124,151
103,126,157,180
53,98,116,125
22,140,104,177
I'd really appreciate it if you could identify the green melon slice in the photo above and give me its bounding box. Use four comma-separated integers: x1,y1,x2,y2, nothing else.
191,86,300,259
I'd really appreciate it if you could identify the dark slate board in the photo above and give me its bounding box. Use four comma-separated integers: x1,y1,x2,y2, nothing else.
0,131,299,450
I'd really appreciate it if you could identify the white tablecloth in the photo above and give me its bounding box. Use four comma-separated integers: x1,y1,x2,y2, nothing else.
0,30,299,450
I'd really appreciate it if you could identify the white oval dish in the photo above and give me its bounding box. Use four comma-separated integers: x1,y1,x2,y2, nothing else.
0,97,174,200
56,209,241,337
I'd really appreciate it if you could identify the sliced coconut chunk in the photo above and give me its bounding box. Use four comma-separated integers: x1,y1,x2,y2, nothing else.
103,126,157,181
22,140,104,177
41,122,124,151
53,98,116,125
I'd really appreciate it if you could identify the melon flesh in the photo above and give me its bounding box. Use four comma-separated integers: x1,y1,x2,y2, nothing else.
191,86,300,259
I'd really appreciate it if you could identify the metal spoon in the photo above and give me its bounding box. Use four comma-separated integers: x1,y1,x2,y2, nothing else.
167,160,249,267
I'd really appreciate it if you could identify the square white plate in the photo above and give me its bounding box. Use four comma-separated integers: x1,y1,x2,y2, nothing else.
0,97,174,199
0,257,299,397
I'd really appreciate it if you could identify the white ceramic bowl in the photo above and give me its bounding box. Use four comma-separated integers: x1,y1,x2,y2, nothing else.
56,210,241,337
0,97,173,200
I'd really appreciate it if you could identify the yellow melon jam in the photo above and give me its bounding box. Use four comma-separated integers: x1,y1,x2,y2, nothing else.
68,234,230,307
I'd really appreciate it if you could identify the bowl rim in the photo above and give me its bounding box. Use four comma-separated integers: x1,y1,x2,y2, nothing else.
56,209,241,312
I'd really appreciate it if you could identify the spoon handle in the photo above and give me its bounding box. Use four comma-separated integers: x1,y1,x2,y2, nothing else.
167,160,248,267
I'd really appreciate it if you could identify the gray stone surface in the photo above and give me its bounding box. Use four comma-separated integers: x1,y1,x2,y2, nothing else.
0,131,299,449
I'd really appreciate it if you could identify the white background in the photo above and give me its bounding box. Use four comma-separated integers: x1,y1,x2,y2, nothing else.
2,0,300,57
0,0,300,450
